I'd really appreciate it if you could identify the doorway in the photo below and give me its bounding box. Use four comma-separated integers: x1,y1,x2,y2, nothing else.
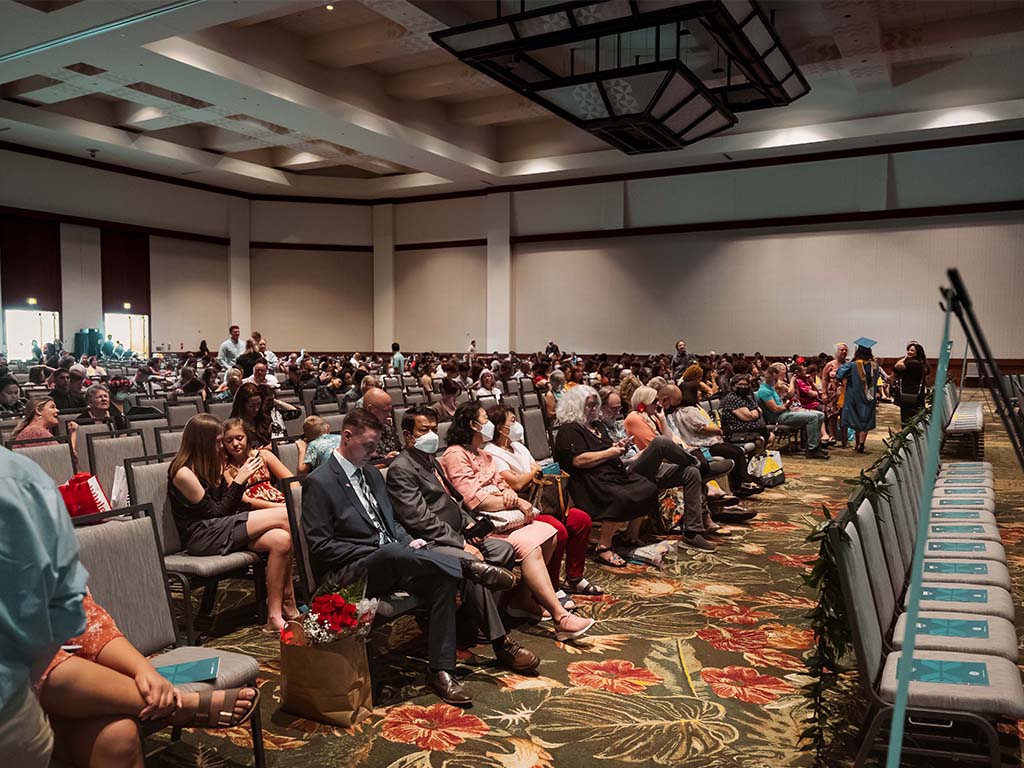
104,312,150,359
4,309,60,361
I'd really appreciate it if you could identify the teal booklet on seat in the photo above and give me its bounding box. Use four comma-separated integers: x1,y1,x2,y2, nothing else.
931,511,981,519
923,561,988,575
930,525,985,534
914,618,990,639
927,541,985,552
897,658,990,686
155,657,220,685
936,498,985,506
921,587,988,603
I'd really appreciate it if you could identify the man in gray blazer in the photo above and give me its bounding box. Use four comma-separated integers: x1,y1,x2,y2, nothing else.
386,406,540,673
302,408,516,705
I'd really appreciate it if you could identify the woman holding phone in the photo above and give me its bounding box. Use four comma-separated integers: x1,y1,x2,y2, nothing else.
168,414,296,632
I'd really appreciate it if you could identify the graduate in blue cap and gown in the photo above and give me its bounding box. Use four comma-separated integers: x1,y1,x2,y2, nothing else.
836,337,879,453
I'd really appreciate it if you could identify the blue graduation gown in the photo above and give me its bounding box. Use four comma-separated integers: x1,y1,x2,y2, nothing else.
837,359,878,432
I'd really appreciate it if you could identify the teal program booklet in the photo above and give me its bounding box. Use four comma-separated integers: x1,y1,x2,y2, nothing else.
923,561,988,575
931,511,981,519
156,657,220,685
914,618,990,639
897,658,990,687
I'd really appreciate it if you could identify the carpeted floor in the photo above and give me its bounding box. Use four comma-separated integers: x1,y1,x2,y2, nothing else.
151,394,1024,768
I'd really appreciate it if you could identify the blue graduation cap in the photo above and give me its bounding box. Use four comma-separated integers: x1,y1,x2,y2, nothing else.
854,337,877,349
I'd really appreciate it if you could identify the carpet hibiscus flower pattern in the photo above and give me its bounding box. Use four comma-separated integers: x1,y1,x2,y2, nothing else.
381,703,489,751
696,625,768,653
700,666,796,704
700,604,779,625
567,659,663,695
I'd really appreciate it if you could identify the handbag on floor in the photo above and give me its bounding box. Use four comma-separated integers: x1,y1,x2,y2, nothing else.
748,450,785,487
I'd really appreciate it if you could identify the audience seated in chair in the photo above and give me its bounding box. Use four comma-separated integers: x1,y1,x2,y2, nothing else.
671,383,763,499
0,375,27,417
168,414,296,633
719,374,769,453
297,415,341,474
385,405,541,672
758,363,830,460
50,368,86,412
553,386,658,565
36,591,258,768
440,402,594,639
301,407,519,705
622,386,718,550
484,403,602,598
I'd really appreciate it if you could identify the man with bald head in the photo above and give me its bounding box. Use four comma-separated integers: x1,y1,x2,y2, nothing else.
363,387,402,462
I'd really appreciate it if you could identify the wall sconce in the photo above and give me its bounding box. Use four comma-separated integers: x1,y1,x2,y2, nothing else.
27,297,37,305
123,302,131,310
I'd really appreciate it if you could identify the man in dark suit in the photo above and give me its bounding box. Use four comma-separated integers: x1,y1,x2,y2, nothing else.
386,406,540,673
302,408,516,705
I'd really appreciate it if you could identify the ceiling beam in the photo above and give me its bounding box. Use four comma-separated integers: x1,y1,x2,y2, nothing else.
384,61,499,101
449,93,548,126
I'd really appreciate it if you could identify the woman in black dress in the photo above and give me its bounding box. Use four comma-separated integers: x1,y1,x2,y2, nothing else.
168,414,297,632
553,385,657,566
894,341,930,424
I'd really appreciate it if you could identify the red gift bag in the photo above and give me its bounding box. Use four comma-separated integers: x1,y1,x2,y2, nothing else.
59,473,112,518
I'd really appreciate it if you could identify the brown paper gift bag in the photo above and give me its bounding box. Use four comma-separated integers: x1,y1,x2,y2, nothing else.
279,622,373,727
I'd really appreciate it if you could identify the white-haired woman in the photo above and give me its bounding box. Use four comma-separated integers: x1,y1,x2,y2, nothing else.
553,385,658,566
821,342,849,448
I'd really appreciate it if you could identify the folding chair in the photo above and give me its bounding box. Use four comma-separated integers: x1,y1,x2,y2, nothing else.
9,435,75,485
834,520,1023,767
87,430,146,498
207,401,233,421
73,507,266,768
125,455,266,644
127,415,169,456
156,426,186,455
73,421,113,474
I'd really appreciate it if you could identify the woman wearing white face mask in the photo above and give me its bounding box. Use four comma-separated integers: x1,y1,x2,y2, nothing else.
440,402,594,640
484,405,601,598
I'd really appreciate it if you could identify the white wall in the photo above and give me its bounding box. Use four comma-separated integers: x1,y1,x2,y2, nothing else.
60,223,102,336
149,237,230,352
394,197,487,244
250,201,372,245
249,248,374,351
394,246,486,351
512,213,1024,358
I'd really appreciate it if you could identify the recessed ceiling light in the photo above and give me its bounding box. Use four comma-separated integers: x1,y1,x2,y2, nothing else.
326,4,334,9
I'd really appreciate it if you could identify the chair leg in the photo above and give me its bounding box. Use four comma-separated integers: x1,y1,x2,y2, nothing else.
252,560,269,624
250,695,266,768
169,572,196,646
198,579,219,616
854,706,887,768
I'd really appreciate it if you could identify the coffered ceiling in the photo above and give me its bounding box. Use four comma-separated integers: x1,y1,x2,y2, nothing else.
2,0,1024,199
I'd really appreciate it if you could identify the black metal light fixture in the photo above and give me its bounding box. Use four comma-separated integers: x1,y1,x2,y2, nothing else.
431,0,810,155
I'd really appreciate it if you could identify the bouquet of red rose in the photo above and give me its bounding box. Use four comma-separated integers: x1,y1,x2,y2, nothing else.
279,577,377,726
283,577,378,646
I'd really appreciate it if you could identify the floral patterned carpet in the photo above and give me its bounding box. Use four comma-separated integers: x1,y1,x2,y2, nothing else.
152,394,1024,768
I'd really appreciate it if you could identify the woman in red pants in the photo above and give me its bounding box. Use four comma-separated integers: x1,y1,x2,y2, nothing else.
484,404,602,599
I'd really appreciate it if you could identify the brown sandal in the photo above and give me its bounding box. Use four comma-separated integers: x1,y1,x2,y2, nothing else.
189,687,260,729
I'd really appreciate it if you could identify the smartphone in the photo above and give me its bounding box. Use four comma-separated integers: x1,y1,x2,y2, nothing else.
464,518,496,540
61,645,83,654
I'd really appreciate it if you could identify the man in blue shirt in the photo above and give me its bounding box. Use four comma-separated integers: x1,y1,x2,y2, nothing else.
217,324,245,371
757,364,830,460
0,446,88,766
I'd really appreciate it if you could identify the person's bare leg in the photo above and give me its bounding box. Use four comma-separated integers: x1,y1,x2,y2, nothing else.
42,657,255,729
244,506,290,539
251,528,292,630
50,715,143,768
518,540,571,621
626,517,643,539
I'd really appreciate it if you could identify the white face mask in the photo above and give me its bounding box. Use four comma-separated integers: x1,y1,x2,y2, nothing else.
478,420,495,443
507,421,525,443
413,430,440,455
